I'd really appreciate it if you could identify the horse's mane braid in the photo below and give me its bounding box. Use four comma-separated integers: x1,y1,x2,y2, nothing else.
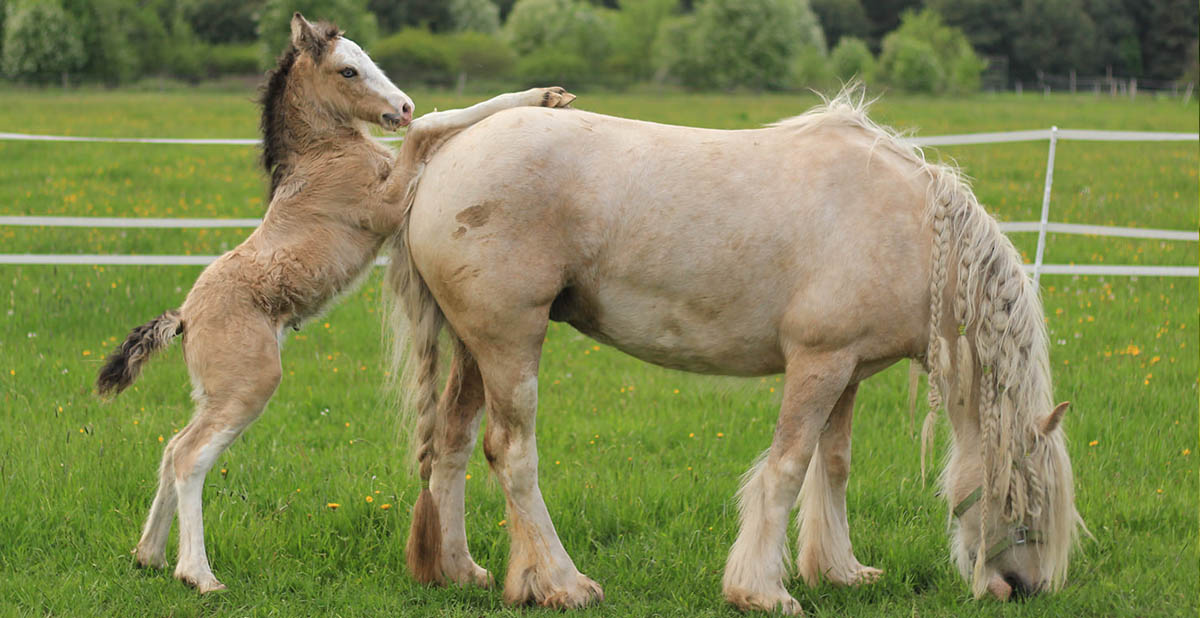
258,21,341,203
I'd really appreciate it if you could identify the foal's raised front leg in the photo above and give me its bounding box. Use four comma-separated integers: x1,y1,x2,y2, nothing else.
723,351,854,615
795,384,883,587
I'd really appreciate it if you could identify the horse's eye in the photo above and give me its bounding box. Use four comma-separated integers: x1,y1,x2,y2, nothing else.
340,68,357,78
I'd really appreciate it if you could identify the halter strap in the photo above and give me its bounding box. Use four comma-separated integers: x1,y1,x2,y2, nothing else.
953,485,1044,560
952,486,983,518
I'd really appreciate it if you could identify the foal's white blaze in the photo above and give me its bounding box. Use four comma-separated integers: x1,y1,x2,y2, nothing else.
332,36,413,124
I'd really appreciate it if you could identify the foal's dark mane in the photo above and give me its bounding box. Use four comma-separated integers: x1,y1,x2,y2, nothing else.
258,21,341,203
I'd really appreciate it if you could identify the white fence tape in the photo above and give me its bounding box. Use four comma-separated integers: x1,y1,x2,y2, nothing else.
0,253,391,266
1,129,1195,147
3,253,1192,277
4,216,1195,241
1,127,1195,276
0,131,401,145
0,215,262,228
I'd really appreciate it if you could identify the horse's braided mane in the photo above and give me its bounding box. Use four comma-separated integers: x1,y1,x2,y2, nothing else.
258,21,341,203
779,85,1076,595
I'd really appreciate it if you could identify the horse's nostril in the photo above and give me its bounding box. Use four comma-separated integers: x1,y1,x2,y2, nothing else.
1002,573,1035,600
401,102,412,115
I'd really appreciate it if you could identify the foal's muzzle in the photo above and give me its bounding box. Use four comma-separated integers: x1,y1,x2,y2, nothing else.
382,102,413,130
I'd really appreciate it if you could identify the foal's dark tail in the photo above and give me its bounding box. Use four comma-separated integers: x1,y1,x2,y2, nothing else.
96,310,184,396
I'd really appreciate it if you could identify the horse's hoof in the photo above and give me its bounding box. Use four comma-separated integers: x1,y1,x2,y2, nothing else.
725,585,804,615
539,574,604,609
134,548,167,570
848,566,883,586
176,571,226,594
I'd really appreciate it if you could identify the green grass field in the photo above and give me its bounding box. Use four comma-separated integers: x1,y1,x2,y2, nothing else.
0,87,1196,617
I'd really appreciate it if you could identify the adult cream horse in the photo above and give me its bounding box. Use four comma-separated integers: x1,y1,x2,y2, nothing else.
388,90,1081,612
97,13,574,593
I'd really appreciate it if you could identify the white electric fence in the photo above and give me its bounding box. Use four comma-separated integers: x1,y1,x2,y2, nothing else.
1,128,1196,277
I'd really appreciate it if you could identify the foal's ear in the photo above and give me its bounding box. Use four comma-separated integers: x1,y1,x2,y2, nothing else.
290,12,321,54
1039,401,1070,434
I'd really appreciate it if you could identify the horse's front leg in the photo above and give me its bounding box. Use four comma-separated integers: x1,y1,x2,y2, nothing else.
723,351,854,615
475,338,602,609
795,384,883,587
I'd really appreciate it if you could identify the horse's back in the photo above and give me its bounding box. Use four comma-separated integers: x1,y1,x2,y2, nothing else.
410,107,932,375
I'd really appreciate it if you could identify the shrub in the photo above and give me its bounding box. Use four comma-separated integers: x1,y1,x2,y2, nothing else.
447,0,500,34
504,0,611,62
512,46,590,88
660,0,825,91
372,28,456,86
202,42,261,76
879,36,943,93
829,36,874,82
878,9,983,94
445,30,515,82
2,0,85,84
257,0,378,66
790,46,835,91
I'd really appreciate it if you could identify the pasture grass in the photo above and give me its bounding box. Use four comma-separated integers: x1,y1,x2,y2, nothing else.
0,87,1196,617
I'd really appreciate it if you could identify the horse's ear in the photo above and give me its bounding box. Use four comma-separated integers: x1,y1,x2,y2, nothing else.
1040,401,1069,434
290,12,320,54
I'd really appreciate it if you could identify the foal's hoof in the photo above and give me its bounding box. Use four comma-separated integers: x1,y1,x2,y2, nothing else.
541,87,576,109
504,569,604,609
724,586,804,616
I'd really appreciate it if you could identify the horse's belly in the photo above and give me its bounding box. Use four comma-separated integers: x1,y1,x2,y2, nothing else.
550,284,786,376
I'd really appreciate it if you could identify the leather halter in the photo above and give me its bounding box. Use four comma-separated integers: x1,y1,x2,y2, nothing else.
953,486,1044,561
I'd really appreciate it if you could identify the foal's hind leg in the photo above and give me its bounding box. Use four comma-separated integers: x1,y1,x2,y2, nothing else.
723,351,854,615
427,342,490,586
135,438,179,569
795,384,883,587
170,321,281,592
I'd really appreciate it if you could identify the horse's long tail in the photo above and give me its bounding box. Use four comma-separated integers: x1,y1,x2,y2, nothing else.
385,216,447,585
96,310,183,396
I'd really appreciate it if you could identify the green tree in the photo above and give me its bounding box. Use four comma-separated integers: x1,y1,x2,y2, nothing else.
608,0,675,82
258,0,378,64
879,9,983,93
181,0,265,44
448,0,500,34
1012,0,1096,79
810,0,868,48
2,0,85,84
504,0,611,61
669,0,825,90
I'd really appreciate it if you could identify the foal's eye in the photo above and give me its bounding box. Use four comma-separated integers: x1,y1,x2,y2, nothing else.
340,68,357,78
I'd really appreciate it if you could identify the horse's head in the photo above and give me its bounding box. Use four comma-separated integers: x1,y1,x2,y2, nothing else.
289,13,413,131
945,401,1077,601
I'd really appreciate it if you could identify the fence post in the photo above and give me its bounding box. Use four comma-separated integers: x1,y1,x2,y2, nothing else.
1033,126,1059,285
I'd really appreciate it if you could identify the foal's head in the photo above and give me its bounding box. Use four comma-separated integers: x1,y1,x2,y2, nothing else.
274,13,413,133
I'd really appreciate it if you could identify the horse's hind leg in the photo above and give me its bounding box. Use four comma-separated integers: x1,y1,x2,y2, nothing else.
466,316,601,608
723,350,854,615
426,341,490,586
170,321,281,593
795,384,883,587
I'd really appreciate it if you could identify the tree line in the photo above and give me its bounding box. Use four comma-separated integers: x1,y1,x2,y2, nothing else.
2,0,1196,91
